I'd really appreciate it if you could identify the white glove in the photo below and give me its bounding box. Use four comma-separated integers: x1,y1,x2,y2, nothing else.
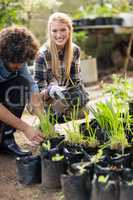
49,85,65,100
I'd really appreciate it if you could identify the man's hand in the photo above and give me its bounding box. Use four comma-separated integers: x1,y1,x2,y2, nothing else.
24,125,44,145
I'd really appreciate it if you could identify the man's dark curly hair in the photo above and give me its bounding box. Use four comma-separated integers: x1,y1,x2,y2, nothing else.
0,25,40,63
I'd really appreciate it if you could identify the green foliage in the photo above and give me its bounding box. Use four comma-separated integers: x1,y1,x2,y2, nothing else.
52,154,64,161
83,111,99,147
102,74,133,111
64,105,84,144
91,149,103,164
41,140,51,150
98,175,109,183
73,162,89,174
39,108,58,139
89,100,129,151
73,0,132,19
64,120,83,144
0,0,23,29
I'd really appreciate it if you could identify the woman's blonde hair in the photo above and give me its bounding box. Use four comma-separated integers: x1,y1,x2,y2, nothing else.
47,12,73,80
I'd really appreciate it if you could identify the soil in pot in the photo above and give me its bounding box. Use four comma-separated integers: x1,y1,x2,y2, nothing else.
16,155,41,185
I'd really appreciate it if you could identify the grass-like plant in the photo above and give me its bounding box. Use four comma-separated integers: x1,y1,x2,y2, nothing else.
64,105,84,145
83,111,99,148
90,149,103,164
39,107,58,139
89,100,129,152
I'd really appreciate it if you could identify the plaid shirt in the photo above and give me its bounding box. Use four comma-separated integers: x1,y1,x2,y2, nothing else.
34,42,81,91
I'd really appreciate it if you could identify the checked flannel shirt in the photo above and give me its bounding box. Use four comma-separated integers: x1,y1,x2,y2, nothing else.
34,42,81,92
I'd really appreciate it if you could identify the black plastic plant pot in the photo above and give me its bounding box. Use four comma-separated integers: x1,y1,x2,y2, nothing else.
83,145,99,156
49,135,65,149
94,17,106,25
91,174,120,200
80,122,89,137
94,164,123,178
105,17,114,25
121,168,133,181
96,128,109,144
109,153,132,168
16,155,41,185
80,119,100,136
63,147,84,165
113,17,123,26
69,161,94,182
80,120,108,145
125,129,133,143
120,180,133,200
41,156,67,190
86,18,95,26
61,173,91,200
103,146,132,159
129,101,133,116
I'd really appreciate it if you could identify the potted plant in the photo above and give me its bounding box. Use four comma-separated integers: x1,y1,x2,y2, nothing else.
39,108,67,190
39,107,65,149
61,161,91,200
80,111,100,156
16,155,41,185
89,100,129,153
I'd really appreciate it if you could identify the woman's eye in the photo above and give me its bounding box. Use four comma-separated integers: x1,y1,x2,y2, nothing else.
52,29,67,33
60,29,66,32
52,29,57,33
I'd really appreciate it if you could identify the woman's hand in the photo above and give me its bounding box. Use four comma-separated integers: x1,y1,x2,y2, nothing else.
48,85,65,100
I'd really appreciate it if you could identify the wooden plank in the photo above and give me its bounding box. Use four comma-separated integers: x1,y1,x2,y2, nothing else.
114,26,133,34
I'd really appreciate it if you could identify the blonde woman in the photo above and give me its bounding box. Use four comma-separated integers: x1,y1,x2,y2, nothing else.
34,12,88,123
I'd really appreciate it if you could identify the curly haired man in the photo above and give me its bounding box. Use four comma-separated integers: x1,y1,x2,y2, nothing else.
0,25,44,157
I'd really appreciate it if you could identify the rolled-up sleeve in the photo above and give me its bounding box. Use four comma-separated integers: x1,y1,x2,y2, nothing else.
19,64,39,93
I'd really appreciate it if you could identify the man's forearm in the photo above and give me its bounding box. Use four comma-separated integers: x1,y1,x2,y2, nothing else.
0,104,29,132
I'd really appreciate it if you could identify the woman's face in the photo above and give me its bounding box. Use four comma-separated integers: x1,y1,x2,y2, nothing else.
50,20,70,49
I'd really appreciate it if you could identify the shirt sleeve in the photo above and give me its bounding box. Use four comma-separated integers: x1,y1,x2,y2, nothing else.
34,51,58,92
19,64,39,93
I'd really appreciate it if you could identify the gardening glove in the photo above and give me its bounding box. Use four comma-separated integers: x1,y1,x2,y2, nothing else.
48,85,65,100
